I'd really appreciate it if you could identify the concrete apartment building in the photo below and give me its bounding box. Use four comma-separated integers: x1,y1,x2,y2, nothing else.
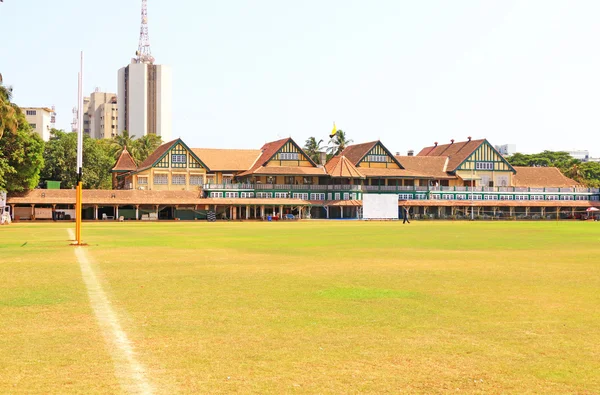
22,106,55,141
117,63,172,141
83,91,119,139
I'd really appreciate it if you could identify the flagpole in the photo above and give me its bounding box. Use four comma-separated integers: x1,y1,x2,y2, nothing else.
76,51,84,245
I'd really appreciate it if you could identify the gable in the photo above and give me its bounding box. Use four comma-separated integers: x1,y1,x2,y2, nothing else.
145,139,209,171
455,140,515,173
357,142,403,169
265,140,316,168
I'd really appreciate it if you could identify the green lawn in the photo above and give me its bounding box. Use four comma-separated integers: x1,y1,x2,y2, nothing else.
1,221,600,393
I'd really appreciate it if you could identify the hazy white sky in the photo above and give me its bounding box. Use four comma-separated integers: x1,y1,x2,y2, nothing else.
1,0,599,156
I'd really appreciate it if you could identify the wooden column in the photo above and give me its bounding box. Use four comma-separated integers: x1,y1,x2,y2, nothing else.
135,205,139,220
246,205,250,220
115,205,119,220
10,204,15,220
556,207,560,220
31,204,35,220
261,205,265,219
279,205,284,217
340,206,344,219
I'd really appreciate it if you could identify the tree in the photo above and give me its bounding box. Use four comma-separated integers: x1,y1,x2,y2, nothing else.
0,108,44,192
41,130,113,189
0,82,17,140
303,137,325,164
134,134,162,164
110,130,136,160
327,129,353,157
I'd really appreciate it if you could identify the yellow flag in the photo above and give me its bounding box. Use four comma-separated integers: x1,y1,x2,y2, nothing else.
329,122,337,138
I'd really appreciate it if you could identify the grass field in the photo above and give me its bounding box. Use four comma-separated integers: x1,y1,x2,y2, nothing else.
1,221,600,394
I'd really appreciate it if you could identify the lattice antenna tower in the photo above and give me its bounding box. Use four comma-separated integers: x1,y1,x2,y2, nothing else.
135,0,155,64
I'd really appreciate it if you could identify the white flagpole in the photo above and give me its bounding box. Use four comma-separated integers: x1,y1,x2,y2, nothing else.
77,51,83,173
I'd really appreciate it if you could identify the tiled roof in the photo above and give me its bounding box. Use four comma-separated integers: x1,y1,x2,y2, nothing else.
339,141,378,165
136,139,180,172
325,156,365,178
238,166,326,177
513,166,580,187
237,138,322,177
417,139,486,172
111,147,137,172
242,138,291,174
395,156,455,179
192,148,261,172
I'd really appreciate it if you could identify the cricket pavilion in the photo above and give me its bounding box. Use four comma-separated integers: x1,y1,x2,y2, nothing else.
7,136,600,221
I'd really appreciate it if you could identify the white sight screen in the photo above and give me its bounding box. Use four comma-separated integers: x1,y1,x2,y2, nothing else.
362,194,399,220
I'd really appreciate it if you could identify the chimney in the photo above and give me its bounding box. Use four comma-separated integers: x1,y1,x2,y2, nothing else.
395,152,400,156
450,139,454,144
407,150,414,156
434,142,438,147
467,136,472,141
318,151,327,165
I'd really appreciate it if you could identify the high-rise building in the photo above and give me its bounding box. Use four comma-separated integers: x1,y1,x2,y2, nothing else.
117,63,171,140
117,0,172,141
84,91,118,139
22,106,56,141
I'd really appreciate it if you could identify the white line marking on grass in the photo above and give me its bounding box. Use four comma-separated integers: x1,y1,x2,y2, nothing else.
67,229,153,394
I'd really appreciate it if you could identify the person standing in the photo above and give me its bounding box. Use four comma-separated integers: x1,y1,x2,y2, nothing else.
403,206,410,224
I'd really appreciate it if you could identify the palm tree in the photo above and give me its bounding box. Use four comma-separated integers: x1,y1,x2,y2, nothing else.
304,137,325,164
111,130,137,161
0,82,17,140
327,129,353,157
135,134,162,163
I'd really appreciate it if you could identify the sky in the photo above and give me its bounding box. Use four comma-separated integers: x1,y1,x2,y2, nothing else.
1,0,600,157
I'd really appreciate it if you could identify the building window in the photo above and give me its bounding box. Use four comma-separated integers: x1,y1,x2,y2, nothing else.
210,192,223,198
172,154,187,164
225,192,238,198
499,195,513,200
367,155,387,162
310,193,325,200
531,195,544,201
343,193,350,200
293,193,309,200
138,177,148,185
280,152,299,160
546,195,559,201
266,176,275,184
334,193,340,200
416,193,427,199
26,110,37,116
189,175,203,185
29,123,37,129
240,192,255,198
515,195,528,200
154,174,168,185
398,194,413,200
172,174,186,185
468,194,483,200
442,194,454,200
484,195,498,200
456,194,467,200
284,176,295,184
257,192,272,198
475,162,494,170
274,192,289,198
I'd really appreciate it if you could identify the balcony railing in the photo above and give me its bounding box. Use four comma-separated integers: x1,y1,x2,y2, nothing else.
202,183,600,195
